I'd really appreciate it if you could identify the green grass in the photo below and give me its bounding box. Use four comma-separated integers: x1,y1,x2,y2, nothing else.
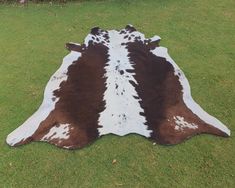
0,0,234,187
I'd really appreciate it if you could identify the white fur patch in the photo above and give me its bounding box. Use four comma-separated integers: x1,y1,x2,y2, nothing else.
174,116,198,131
41,123,70,141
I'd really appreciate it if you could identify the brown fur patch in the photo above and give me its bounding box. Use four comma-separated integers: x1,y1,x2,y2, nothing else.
127,41,227,144
32,44,108,148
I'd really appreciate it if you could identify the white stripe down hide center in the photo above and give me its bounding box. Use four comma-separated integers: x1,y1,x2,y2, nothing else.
98,30,152,137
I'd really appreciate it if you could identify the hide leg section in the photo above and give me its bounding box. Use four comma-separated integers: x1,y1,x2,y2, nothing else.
30,110,99,149
150,100,230,145
128,43,230,145
6,106,52,146
149,46,230,145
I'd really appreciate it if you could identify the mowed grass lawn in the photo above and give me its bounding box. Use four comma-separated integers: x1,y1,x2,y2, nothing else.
0,0,234,187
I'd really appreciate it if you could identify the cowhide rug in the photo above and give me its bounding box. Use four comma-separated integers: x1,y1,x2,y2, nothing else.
6,25,230,149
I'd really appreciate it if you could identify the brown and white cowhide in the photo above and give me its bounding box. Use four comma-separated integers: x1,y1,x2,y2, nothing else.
6,25,230,149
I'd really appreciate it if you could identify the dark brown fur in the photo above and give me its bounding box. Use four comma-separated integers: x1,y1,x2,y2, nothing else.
127,41,227,145
31,44,108,149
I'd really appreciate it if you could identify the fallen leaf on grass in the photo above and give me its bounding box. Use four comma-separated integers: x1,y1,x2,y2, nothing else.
112,159,117,164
